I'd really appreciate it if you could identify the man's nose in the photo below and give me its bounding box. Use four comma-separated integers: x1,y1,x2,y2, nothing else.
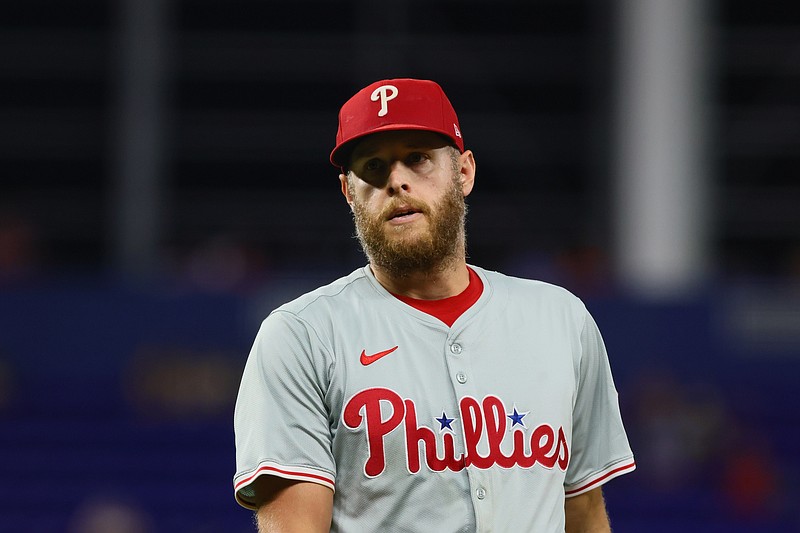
385,162,412,195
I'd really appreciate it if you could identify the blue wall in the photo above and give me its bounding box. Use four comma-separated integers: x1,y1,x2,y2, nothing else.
1,277,798,532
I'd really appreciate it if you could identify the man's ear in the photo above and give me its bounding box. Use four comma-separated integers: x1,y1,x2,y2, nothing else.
340,173,354,205
459,150,476,197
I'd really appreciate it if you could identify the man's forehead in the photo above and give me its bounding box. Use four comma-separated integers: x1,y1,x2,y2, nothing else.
351,130,450,160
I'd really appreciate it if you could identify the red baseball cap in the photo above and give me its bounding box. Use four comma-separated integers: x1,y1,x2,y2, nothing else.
330,78,464,168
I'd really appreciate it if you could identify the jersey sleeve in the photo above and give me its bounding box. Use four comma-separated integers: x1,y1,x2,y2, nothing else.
564,308,635,497
233,310,336,510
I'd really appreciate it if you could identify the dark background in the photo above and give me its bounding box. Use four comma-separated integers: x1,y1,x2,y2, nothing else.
1,1,799,531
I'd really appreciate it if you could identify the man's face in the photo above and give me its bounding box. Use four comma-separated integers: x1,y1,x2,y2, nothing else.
342,131,473,278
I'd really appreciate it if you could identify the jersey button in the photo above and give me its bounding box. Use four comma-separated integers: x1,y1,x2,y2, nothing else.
476,487,486,500
450,343,463,355
456,372,467,384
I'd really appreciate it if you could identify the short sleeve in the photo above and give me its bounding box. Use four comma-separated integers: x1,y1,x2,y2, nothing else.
233,310,336,510
564,309,635,497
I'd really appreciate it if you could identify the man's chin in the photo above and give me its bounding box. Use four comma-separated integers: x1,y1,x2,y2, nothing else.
385,217,428,231
383,223,429,241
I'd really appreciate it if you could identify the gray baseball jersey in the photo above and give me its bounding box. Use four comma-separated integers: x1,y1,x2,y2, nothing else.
233,265,635,532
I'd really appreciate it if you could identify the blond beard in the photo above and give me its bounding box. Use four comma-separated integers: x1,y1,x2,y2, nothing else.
351,175,467,279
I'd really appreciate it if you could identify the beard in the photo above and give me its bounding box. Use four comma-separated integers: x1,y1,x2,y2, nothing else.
351,175,467,279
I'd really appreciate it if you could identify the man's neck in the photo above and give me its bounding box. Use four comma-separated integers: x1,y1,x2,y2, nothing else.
370,257,470,300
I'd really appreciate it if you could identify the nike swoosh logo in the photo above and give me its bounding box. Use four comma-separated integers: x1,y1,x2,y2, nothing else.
360,346,399,366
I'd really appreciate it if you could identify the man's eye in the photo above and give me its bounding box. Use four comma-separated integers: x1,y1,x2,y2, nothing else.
364,159,383,171
407,153,427,164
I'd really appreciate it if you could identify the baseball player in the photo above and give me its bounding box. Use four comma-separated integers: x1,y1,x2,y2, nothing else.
233,78,635,532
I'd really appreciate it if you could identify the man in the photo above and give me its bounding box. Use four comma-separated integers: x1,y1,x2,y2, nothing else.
233,78,635,532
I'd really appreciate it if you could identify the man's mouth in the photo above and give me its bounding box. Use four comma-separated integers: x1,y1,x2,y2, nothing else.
387,205,423,223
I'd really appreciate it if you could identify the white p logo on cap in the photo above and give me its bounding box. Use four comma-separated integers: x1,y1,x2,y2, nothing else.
370,84,398,117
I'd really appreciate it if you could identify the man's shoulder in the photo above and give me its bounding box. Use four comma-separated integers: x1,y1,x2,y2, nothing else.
475,266,587,316
477,266,581,301
274,266,372,317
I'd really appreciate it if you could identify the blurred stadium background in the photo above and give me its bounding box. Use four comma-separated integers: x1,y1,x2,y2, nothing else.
1,0,799,531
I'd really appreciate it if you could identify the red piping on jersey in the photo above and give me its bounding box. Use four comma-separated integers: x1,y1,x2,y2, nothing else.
392,267,483,327
564,460,636,496
235,464,335,491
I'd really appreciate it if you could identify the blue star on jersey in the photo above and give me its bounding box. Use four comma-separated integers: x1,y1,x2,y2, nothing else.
436,412,455,431
507,407,528,428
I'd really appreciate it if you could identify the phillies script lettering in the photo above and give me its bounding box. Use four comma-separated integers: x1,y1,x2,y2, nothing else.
343,387,569,477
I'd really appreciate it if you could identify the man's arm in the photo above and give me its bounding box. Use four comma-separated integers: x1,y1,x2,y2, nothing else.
564,487,611,533
254,477,333,533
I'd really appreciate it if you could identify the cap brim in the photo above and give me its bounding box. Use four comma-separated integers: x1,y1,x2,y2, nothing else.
329,124,459,168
